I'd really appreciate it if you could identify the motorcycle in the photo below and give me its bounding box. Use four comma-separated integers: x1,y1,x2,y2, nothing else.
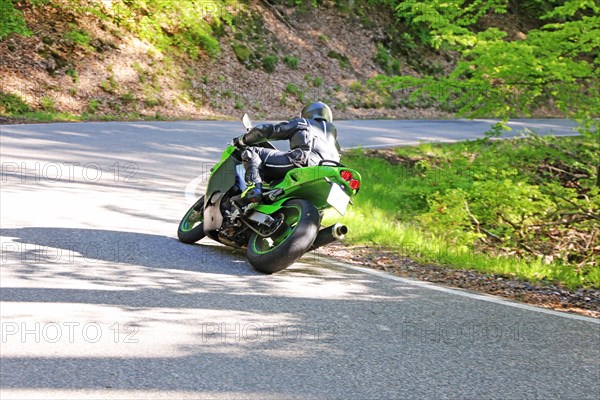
177,114,362,273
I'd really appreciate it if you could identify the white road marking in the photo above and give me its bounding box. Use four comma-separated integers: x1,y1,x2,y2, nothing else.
324,259,600,324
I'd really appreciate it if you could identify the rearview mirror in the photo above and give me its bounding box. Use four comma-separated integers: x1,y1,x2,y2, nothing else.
242,114,253,130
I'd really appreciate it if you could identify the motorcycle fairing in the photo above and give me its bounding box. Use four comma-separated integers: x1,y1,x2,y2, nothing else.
203,154,238,233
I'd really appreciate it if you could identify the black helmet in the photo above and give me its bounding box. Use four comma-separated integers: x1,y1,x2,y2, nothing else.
301,101,333,123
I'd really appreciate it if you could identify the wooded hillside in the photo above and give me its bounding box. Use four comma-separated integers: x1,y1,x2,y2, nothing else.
0,0,598,124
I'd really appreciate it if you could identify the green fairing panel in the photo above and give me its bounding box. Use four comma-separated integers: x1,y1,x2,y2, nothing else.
204,155,238,207
256,165,361,215
202,152,238,233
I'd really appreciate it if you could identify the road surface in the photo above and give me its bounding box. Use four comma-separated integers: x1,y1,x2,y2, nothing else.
1,119,597,399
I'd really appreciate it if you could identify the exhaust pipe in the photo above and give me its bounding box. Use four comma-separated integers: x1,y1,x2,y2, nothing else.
311,223,348,250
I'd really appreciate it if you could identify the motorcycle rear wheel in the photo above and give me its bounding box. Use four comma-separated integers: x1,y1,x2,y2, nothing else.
247,199,319,273
177,196,206,244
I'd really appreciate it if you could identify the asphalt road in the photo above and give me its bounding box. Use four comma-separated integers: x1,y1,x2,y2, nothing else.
1,118,597,399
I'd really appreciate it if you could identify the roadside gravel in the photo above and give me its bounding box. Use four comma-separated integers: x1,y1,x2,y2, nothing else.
316,243,600,318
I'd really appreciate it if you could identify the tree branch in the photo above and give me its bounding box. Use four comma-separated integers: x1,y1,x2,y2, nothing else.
261,0,296,31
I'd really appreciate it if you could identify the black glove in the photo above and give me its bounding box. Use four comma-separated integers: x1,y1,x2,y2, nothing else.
232,135,247,149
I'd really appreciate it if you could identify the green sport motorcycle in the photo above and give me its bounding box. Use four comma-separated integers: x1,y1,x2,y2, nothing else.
177,114,361,273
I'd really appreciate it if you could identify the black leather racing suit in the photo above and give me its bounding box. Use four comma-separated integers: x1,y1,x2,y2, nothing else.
239,117,341,185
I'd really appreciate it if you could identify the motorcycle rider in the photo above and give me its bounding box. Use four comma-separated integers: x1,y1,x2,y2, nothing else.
232,101,341,205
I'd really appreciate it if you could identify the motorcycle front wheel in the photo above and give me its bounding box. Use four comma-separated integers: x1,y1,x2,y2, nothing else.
177,196,206,244
247,199,319,273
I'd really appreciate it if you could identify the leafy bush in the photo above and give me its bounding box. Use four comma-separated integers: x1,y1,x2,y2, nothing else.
0,91,30,114
337,134,599,288
262,55,278,73
40,96,55,112
327,50,350,69
87,99,101,114
373,43,401,75
64,28,92,49
65,68,79,83
100,75,118,94
285,83,305,102
0,0,31,40
232,43,252,63
284,55,300,69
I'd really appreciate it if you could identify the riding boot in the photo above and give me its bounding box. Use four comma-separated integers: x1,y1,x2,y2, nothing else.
232,183,263,208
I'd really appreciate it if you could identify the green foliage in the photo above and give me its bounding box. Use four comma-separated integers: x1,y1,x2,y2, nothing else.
372,1,599,128
283,55,300,69
65,68,79,83
0,91,30,114
304,74,323,88
395,0,509,48
120,91,135,104
231,10,281,70
11,111,81,122
87,99,101,114
64,27,92,50
232,43,252,63
291,0,318,11
327,50,350,69
0,0,31,40
373,43,401,75
261,54,278,73
100,75,118,94
40,96,55,112
337,135,599,288
100,0,233,58
132,62,150,84
285,83,305,102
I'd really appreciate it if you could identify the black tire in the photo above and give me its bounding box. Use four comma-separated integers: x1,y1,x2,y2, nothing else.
177,196,206,244
247,199,319,273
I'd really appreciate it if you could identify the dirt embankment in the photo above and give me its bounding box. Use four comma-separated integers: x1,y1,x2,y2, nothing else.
0,1,452,121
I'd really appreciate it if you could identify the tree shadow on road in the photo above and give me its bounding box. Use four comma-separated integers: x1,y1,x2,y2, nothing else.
1,227,257,276
0,227,432,398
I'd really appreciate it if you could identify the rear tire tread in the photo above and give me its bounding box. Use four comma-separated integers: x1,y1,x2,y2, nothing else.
247,199,319,273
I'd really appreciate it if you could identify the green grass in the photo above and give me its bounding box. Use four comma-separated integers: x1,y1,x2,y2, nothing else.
5,111,83,122
327,136,599,289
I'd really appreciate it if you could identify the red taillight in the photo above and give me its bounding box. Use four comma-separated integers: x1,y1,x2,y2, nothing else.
341,170,360,190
